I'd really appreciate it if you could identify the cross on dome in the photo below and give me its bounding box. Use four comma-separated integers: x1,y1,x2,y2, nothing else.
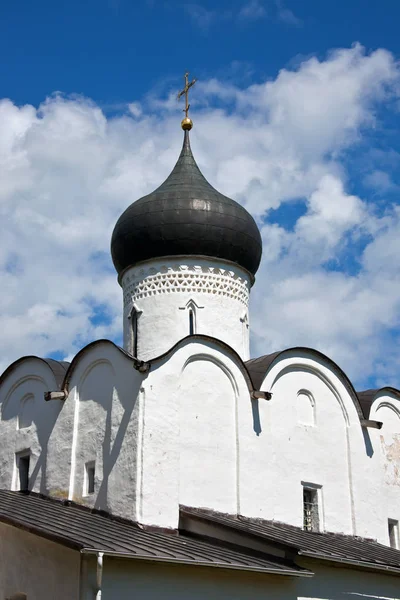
177,71,197,130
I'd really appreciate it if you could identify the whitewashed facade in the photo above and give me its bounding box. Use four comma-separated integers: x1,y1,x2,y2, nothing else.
1,333,399,544
1,126,400,599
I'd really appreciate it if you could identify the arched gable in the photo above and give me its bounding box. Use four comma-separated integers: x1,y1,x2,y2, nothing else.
246,347,365,425
0,356,69,398
0,358,66,494
360,387,400,420
152,334,255,395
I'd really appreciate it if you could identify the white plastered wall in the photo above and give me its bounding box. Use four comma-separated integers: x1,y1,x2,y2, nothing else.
65,342,144,520
121,257,252,361
370,391,400,546
0,359,65,494
1,339,399,544
136,338,252,528
237,350,383,539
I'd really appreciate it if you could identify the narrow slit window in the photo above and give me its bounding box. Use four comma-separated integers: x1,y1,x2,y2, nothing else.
132,309,138,356
389,519,399,549
189,309,194,335
17,454,30,492
303,487,319,532
85,462,95,495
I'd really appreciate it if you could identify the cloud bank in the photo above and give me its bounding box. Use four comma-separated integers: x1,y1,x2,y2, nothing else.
1,44,400,387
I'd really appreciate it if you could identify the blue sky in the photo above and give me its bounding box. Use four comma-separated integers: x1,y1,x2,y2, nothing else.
3,0,400,107
1,0,400,389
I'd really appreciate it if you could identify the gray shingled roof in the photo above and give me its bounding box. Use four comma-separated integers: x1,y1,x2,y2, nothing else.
0,491,308,576
181,507,400,574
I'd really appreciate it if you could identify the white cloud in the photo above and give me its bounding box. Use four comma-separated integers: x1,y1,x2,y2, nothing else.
184,1,266,29
294,175,367,255
364,169,397,192
183,3,220,29
1,45,400,389
128,102,142,118
238,0,267,20
275,0,302,27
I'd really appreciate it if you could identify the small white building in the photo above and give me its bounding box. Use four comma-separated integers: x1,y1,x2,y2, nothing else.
1,117,400,600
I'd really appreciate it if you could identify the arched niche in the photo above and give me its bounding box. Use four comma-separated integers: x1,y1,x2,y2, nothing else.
18,393,35,429
375,402,400,432
178,354,238,513
271,364,350,427
297,389,315,426
79,359,116,409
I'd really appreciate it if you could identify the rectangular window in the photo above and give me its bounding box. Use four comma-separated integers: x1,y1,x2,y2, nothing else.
16,452,30,492
303,487,319,532
131,309,139,357
388,519,399,549
189,309,195,335
84,461,95,495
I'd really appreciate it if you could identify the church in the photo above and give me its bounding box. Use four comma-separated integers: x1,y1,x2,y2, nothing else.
1,76,400,599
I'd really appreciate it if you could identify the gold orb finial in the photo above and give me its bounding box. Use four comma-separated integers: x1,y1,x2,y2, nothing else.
181,116,193,130
177,71,197,128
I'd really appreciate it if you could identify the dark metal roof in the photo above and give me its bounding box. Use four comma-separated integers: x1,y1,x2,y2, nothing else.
181,507,400,574
357,389,378,419
0,491,308,576
111,131,262,277
0,357,70,391
357,387,400,419
42,359,70,389
245,352,281,390
245,348,365,422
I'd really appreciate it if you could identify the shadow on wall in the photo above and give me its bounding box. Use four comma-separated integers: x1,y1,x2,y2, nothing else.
77,360,144,512
1,374,64,494
251,399,262,436
362,428,374,458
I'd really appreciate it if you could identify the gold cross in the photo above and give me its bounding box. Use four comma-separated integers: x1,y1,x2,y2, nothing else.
177,71,197,118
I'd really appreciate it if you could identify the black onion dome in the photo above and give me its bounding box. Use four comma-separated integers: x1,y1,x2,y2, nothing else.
111,131,262,278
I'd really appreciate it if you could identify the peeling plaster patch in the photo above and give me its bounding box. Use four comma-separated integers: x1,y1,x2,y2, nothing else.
380,433,400,486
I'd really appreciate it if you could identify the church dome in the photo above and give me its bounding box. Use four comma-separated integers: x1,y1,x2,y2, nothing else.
111,130,262,278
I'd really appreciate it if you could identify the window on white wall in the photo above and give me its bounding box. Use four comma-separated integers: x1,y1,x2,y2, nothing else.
388,519,399,549
180,299,203,335
189,308,195,335
16,451,30,492
131,309,138,356
303,486,320,532
84,461,95,495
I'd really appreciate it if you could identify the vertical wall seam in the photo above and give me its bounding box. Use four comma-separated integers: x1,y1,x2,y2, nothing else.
235,389,240,515
135,386,145,523
68,387,80,501
346,426,357,535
